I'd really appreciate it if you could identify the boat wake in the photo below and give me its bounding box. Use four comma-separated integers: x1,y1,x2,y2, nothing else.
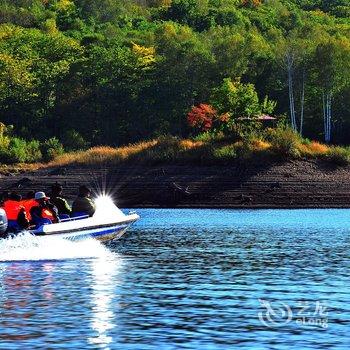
0,231,111,262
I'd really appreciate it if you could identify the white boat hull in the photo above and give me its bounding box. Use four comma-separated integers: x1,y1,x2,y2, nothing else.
31,213,139,242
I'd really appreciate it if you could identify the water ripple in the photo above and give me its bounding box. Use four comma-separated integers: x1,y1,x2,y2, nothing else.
0,209,349,349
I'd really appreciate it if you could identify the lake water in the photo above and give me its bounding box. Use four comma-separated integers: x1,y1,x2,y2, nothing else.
0,209,349,349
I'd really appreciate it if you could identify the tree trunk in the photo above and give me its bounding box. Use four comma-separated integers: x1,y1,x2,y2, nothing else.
327,93,332,143
286,53,296,131
299,69,305,136
323,92,327,143
323,92,332,143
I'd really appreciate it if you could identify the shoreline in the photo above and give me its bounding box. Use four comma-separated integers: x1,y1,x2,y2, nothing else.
1,159,350,209
124,205,350,209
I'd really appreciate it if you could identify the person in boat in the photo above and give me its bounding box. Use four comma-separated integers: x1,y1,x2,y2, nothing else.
49,183,72,217
20,191,37,222
30,192,60,227
3,192,30,231
17,206,31,230
0,192,9,236
72,185,95,217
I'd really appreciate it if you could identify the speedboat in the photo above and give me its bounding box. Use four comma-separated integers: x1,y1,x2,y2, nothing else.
0,196,139,242
32,212,139,242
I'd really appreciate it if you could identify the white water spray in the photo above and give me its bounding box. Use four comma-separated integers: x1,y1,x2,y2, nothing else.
0,231,112,262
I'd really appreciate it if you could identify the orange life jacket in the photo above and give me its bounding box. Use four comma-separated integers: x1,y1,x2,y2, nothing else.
20,199,37,221
3,200,24,221
42,208,56,222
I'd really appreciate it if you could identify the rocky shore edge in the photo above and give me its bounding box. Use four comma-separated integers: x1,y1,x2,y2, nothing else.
1,159,350,208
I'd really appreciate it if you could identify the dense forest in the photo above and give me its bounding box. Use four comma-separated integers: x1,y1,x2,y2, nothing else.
0,0,349,159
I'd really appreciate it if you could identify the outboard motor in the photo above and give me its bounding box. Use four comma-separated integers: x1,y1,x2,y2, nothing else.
0,208,8,237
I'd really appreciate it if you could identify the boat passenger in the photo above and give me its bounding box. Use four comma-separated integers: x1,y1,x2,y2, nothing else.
17,206,31,230
49,183,72,217
3,192,26,231
30,192,60,227
72,185,95,217
20,191,37,221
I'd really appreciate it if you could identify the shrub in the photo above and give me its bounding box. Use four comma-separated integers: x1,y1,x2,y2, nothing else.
193,131,227,143
213,144,237,161
62,129,90,151
41,137,65,162
0,138,42,164
265,127,301,158
325,147,350,165
0,123,11,150
24,140,42,163
8,138,30,163
144,136,180,162
194,132,216,142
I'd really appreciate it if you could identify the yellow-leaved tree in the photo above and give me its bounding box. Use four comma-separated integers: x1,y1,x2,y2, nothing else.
132,42,156,69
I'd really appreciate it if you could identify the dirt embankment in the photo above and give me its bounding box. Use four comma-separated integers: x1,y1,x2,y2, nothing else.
1,159,350,208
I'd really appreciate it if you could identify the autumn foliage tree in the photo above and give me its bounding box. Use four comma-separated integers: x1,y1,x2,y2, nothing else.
187,104,218,132
187,103,231,135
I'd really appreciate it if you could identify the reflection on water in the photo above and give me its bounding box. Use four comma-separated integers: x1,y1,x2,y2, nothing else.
88,255,123,348
0,209,349,349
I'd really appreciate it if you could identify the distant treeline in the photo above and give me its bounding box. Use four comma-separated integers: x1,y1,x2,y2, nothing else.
0,0,349,150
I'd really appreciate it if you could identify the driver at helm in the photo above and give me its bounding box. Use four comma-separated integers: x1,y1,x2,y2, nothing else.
30,192,60,227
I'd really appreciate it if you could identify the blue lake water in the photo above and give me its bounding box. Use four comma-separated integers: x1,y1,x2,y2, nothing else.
0,209,349,349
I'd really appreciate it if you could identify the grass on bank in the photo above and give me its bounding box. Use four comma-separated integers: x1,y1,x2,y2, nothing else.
48,129,350,167
2,128,350,173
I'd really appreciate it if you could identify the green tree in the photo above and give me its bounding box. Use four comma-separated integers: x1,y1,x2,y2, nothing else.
152,22,216,135
210,78,262,118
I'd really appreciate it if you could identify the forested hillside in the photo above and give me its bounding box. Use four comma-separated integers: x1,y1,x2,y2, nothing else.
0,0,349,154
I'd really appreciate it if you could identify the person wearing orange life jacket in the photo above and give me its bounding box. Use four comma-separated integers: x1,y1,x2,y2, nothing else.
3,192,30,231
30,192,60,228
3,192,23,221
20,191,37,222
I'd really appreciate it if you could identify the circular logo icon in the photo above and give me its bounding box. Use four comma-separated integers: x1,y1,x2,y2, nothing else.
258,299,293,327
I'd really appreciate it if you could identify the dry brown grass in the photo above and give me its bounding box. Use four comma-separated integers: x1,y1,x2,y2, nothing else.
49,141,158,167
298,141,329,157
179,139,204,150
308,142,329,154
7,134,349,171
250,139,271,151
0,162,43,175
115,140,158,160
